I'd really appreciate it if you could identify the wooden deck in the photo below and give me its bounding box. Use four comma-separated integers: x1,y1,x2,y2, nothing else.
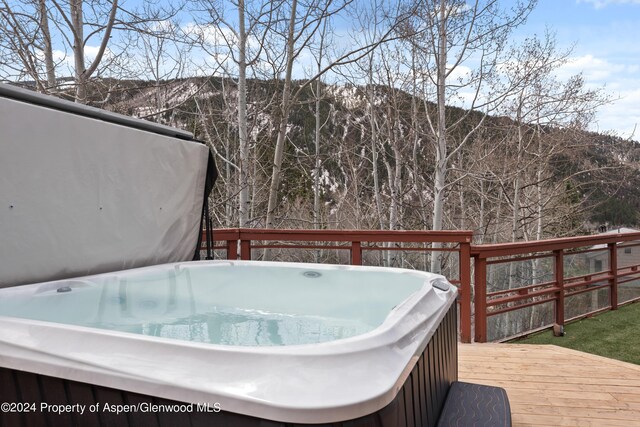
458,344,640,427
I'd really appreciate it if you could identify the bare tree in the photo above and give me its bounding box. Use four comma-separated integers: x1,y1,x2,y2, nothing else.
499,32,610,243
193,0,281,227
262,0,411,239
311,18,329,232
0,0,56,90
401,0,536,271
1,0,181,102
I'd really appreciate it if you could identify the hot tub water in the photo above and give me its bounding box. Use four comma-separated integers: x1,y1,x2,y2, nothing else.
0,262,427,346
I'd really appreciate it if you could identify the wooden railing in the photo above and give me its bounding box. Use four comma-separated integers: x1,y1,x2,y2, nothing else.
200,228,640,343
470,233,640,342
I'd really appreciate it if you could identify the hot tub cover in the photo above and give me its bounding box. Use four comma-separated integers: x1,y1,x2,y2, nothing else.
0,84,215,288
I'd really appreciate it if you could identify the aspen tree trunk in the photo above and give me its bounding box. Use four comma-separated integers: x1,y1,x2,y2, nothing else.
38,0,56,89
384,119,402,267
410,49,429,270
70,0,87,102
458,152,466,230
530,126,543,328
488,186,503,286
479,179,486,244
264,0,298,259
68,0,118,103
313,20,328,262
509,104,524,290
313,79,322,230
369,66,385,231
237,0,250,227
506,105,525,336
430,0,448,273
313,75,322,262
313,19,328,234
223,79,235,223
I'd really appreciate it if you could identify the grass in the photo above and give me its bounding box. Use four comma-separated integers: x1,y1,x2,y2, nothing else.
512,301,640,365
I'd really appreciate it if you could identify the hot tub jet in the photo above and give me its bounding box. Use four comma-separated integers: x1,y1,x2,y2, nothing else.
302,271,322,278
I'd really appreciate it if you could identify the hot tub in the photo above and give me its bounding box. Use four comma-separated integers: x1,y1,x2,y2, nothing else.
0,261,457,426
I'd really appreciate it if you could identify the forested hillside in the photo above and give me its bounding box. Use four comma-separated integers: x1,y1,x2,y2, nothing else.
96,76,639,242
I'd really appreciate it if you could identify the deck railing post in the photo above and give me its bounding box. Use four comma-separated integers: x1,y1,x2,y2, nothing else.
473,255,487,343
226,239,238,260
554,249,565,334
459,241,472,343
240,239,252,260
351,241,362,265
609,242,618,310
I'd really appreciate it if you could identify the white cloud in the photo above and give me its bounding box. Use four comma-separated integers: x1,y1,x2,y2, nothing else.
184,23,238,48
51,49,68,63
555,54,627,82
447,64,473,83
148,20,176,33
559,54,640,137
181,22,283,77
47,46,115,71
83,45,112,63
593,87,640,138
544,54,640,137
578,0,640,9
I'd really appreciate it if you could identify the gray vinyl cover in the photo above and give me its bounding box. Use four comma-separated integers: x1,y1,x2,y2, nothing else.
0,84,210,288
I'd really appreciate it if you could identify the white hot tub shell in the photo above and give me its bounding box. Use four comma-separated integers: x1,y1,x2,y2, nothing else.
0,260,458,425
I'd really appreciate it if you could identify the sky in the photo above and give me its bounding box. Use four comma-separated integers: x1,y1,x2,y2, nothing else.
3,0,637,138
517,0,640,138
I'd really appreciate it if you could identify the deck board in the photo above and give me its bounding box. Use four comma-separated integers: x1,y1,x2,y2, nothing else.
458,344,640,427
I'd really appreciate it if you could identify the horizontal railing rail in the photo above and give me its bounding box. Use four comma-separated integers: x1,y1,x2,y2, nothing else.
471,232,640,342
200,228,640,343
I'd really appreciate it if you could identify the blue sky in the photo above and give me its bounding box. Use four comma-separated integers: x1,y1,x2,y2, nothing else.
11,0,636,137
518,0,640,137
